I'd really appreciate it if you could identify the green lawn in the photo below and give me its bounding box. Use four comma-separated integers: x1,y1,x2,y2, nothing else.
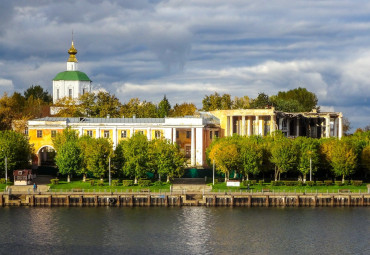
211,182,368,193
0,183,11,190
49,180,171,192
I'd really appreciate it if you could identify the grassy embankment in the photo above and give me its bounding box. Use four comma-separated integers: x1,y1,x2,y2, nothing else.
211,182,368,193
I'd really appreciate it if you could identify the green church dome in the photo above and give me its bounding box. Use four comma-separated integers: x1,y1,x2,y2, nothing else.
53,71,91,81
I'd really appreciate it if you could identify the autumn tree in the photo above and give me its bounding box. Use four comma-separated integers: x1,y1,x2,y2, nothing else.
170,103,197,117
120,98,158,118
55,140,81,182
330,140,357,183
85,138,113,180
232,96,251,109
202,92,232,111
238,136,263,181
94,91,122,117
270,136,297,181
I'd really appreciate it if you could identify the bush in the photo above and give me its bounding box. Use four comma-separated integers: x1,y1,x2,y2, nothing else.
153,181,164,186
138,179,151,187
112,180,119,186
90,180,95,186
335,181,343,186
351,180,363,186
316,181,324,186
258,180,264,186
283,181,303,186
97,180,104,186
122,180,134,186
324,180,333,186
343,180,350,185
0,178,6,184
50,179,59,185
271,181,283,186
214,179,219,184
306,181,314,187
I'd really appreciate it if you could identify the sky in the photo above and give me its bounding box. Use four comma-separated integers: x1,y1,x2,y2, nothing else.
0,0,369,130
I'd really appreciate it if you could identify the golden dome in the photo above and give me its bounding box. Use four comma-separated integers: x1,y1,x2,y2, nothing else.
67,41,78,62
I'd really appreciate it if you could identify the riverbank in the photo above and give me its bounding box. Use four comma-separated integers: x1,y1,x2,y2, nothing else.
1,192,369,207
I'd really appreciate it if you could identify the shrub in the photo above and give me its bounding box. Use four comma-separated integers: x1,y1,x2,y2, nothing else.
343,180,350,185
153,181,164,186
316,181,324,186
0,178,6,184
351,180,363,186
271,181,283,186
324,180,333,186
97,180,104,186
122,180,134,186
306,181,314,187
214,179,219,184
112,180,119,186
90,180,95,186
335,181,343,186
138,179,151,187
284,181,303,186
250,180,257,185
50,179,59,185
258,180,264,186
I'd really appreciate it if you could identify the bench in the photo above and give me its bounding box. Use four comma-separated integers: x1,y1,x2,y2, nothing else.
339,189,351,193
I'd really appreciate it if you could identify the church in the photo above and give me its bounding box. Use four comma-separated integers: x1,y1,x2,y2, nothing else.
27,41,344,169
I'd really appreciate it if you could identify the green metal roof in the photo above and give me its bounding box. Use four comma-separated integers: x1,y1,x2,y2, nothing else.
53,71,91,81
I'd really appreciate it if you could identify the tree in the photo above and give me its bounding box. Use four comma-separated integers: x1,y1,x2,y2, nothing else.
94,91,122,117
295,137,319,182
85,138,113,180
77,135,93,181
208,137,240,181
342,117,351,135
270,136,297,181
238,136,263,181
170,103,197,117
52,128,80,152
55,140,81,182
0,131,32,177
251,93,271,109
120,98,158,118
157,95,171,118
118,133,149,183
361,145,370,179
330,140,357,183
24,85,52,103
271,87,318,112
148,139,186,182
54,97,84,117
202,92,232,111
232,96,251,109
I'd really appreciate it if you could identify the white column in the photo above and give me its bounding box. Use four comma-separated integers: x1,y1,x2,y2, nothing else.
196,127,203,166
229,116,233,136
130,127,134,137
259,118,264,136
96,128,100,138
172,128,177,143
255,116,259,135
241,116,246,136
279,118,283,130
287,119,291,137
191,128,196,166
226,116,230,137
147,128,151,140
164,128,172,140
296,119,300,137
338,116,343,139
79,127,83,137
325,116,330,138
247,117,251,136
334,118,338,137
113,127,117,149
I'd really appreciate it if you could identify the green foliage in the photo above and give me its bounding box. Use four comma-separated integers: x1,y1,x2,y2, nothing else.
169,103,197,117
84,138,112,178
50,179,59,185
270,87,318,112
324,180,333,186
335,181,343,186
258,180,264,185
330,140,357,181
238,136,263,180
157,95,171,118
251,93,271,109
97,180,104,186
316,181,324,186
270,136,297,180
24,85,52,103
90,180,95,186
295,137,319,180
283,181,302,186
0,178,6,184
122,180,134,186
120,98,158,118
202,92,232,111
55,140,82,177
153,181,164,186
112,180,119,186
306,181,314,187
271,181,284,186
138,179,151,187
0,130,33,174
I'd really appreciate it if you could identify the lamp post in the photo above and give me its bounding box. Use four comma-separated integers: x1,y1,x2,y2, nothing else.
108,156,111,186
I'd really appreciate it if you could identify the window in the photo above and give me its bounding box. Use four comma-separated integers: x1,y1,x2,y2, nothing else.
83,88,87,95
210,131,213,139
24,127,28,136
185,146,191,158
51,130,57,138
69,89,72,98
87,130,93,137
56,89,59,100
104,130,110,138
37,130,42,138
155,130,161,139
121,130,127,138
186,131,191,139
214,131,219,138
176,131,179,138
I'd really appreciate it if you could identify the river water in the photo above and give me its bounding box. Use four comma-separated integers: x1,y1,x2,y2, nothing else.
0,207,368,255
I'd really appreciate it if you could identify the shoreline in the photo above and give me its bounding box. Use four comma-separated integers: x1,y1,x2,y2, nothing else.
1,192,369,207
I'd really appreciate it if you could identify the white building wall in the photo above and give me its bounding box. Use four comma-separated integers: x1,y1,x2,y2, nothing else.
195,127,204,166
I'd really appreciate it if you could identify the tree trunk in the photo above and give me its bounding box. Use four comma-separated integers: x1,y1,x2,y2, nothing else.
67,174,70,183
274,166,278,181
134,177,138,184
342,175,345,184
246,173,249,181
303,174,306,183
83,174,86,182
167,175,170,182
159,173,161,181
278,172,281,181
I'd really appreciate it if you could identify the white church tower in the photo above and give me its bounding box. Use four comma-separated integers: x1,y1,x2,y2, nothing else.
52,40,92,104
